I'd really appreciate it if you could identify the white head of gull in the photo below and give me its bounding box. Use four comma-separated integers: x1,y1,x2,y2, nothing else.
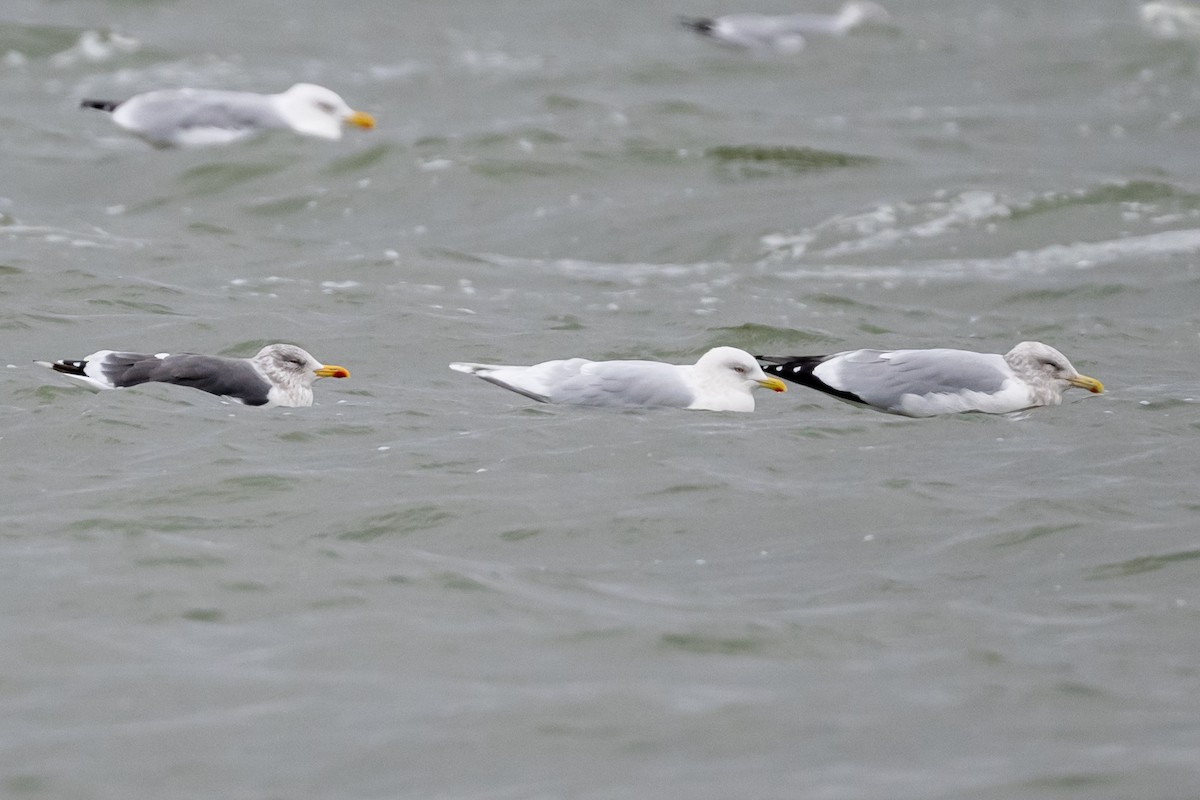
269,83,377,140
1140,2,1200,40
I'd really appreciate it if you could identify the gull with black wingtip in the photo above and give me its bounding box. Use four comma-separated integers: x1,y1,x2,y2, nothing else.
37,343,350,407
680,1,892,52
80,83,375,147
757,341,1102,417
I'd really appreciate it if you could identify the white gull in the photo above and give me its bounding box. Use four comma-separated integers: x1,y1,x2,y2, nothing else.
451,346,787,411
80,83,375,147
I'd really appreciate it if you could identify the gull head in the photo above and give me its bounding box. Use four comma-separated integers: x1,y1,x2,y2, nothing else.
838,1,893,30
1005,341,1103,399
693,346,788,404
273,83,375,140
253,343,350,389
1141,2,1200,40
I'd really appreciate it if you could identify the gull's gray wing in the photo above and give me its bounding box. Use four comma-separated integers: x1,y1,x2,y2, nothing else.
545,360,695,407
767,13,844,35
696,14,805,46
101,352,273,405
463,359,695,408
117,91,285,143
760,349,1010,411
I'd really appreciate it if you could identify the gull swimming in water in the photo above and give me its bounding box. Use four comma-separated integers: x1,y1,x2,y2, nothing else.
37,343,350,407
80,83,376,147
680,1,892,52
450,346,787,411
1140,1,1200,40
756,341,1103,417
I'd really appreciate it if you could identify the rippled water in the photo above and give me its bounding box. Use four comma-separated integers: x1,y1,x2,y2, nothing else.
3,1,1200,798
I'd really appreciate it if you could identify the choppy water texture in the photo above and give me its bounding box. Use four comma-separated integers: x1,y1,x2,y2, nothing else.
2,1,1199,798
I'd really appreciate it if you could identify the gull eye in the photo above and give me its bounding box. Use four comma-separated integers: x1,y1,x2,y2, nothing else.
316,101,337,113
733,365,747,374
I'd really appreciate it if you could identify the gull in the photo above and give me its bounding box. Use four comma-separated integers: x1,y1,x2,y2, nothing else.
679,1,891,51
756,341,1103,417
37,343,349,407
1140,2,1200,40
80,83,376,147
450,346,787,411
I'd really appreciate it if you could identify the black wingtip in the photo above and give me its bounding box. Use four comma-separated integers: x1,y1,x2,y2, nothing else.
80,99,121,113
755,355,830,374
50,359,88,376
755,355,867,406
678,16,715,34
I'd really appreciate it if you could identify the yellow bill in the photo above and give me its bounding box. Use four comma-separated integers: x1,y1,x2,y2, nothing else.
315,364,350,379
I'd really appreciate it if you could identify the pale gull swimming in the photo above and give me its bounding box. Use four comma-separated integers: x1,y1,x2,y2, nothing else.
756,341,1102,417
680,1,891,51
1140,2,1200,40
80,83,376,147
450,346,787,411
37,343,349,407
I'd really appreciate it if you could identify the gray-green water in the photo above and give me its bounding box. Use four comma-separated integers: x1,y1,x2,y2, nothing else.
3,1,1200,797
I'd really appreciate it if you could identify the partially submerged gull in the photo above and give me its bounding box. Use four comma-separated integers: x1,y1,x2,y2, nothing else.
451,346,787,411
38,343,350,407
680,1,892,51
80,83,375,147
757,341,1102,416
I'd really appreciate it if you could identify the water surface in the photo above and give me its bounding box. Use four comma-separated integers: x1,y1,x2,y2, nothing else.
2,1,1199,798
